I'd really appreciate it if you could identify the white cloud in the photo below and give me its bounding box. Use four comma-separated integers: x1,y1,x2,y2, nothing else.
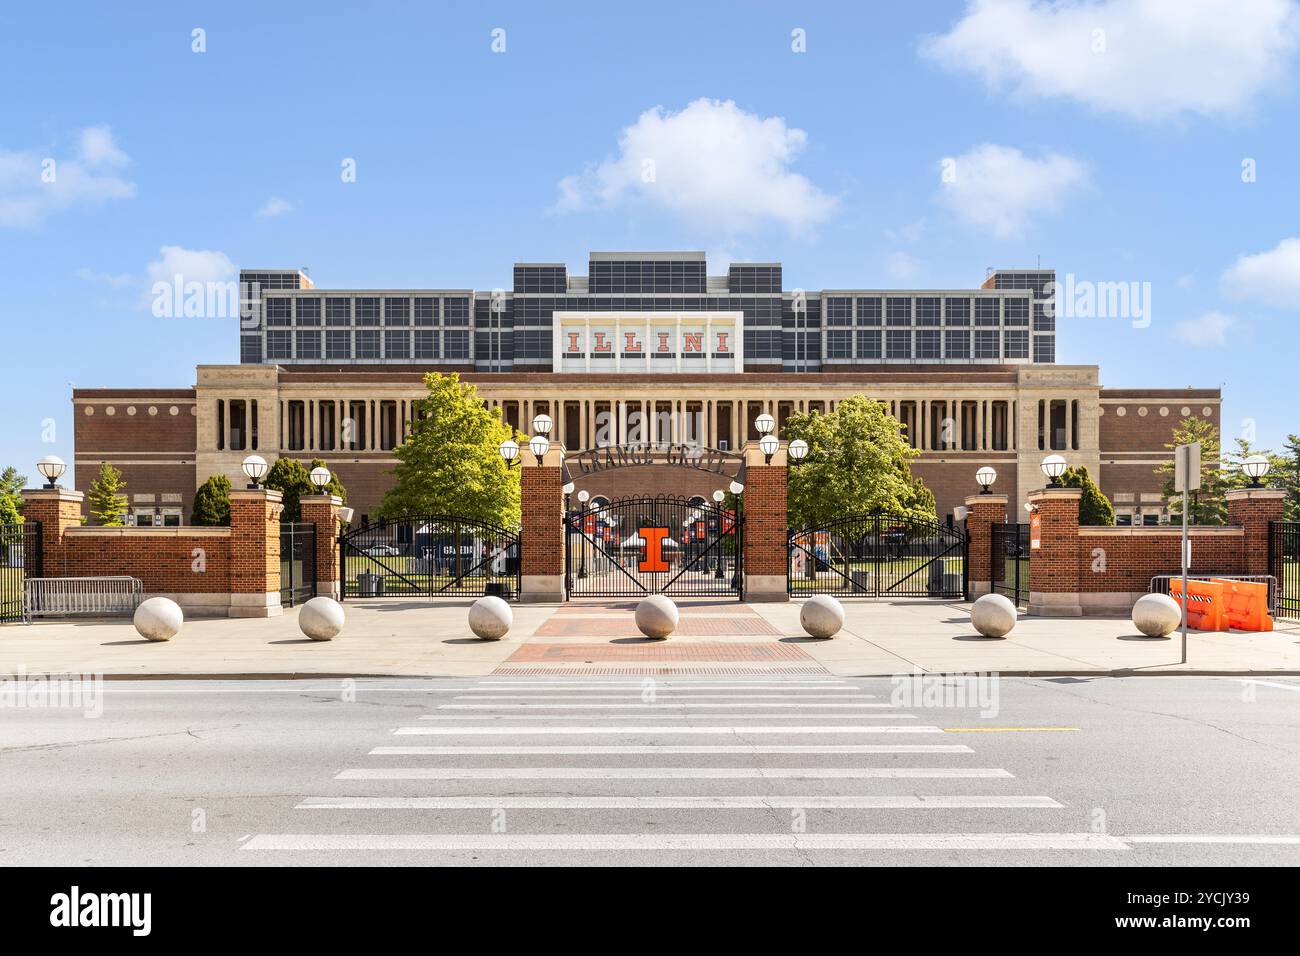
1174,311,1235,346
145,246,236,287
885,251,923,281
555,98,837,236
0,125,135,227
1220,237,1300,309
256,197,293,218
935,144,1087,238
921,0,1300,121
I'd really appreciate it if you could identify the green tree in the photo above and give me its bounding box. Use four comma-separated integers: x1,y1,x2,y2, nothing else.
1059,465,1115,526
87,462,128,526
782,394,936,528
191,474,232,526
308,458,348,504
1278,434,1300,522
1222,437,1288,492
1156,416,1229,524
379,372,520,526
261,457,350,522
0,466,26,525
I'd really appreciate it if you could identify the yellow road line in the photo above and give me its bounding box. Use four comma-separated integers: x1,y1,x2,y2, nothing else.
941,726,1081,733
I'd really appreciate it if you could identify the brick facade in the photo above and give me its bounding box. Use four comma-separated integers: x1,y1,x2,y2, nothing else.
962,494,1008,596
742,443,789,602
300,494,342,599
518,448,564,602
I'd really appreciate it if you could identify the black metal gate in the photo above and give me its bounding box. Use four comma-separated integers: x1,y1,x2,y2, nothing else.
1269,520,1300,620
991,522,1030,607
566,495,742,598
340,515,520,599
0,522,41,623
788,512,967,599
280,521,317,608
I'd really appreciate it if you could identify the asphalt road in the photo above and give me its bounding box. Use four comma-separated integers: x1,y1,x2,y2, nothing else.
1,675,1298,866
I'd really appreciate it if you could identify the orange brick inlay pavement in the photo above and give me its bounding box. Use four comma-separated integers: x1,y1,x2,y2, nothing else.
504,642,816,663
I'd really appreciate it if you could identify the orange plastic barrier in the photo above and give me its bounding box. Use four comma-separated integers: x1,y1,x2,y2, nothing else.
1211,578,1274,632
1168,578,1224,631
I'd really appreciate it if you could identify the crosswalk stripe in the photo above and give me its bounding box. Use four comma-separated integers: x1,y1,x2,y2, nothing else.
296,795,1060,810
437,703,898,710
243,832,1127,851
395,725,942,735
454,694,877,700
474,680,854,686
463,684,855,691
416,713,918,721
369,744,974,754
335,767,1012,779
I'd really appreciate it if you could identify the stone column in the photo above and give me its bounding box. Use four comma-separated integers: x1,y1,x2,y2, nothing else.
300,494,342,600
21,488,85,576
964,493,1008,598
519,445,565,603
1226,488,1286,577
228,488,283,617
741,441,789,603
1025,486,1082,616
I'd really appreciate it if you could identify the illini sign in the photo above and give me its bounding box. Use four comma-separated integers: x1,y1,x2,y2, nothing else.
554,312,744,374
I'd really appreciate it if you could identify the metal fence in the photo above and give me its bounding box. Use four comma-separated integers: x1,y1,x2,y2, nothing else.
24,576,142,620
1269,522,1300,620
567,495,742,598
1149,574,1279,612
280,521,317,608
788,512,967,599
1,521,41,623
341,515,520,600
991,522,1030,607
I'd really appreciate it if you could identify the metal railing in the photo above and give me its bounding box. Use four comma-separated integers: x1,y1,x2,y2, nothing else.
991,523,1030,607
1,521,42,623
24,576,143,621
1149,574,1278,612
1268,521,1299,620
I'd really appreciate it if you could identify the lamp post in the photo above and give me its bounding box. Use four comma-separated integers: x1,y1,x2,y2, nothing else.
759,433,779,464
528,434,550,466
787,439,809,465
309,465,331,490
975,466,997,494
754,413,775,438
562,480,575,593
712,489,727,577
1242,454,1270,488
498,439,520,469
36,455,66,489
241,454,269,489
1040,454,1066,488
532,413,553,438
728,480,744,590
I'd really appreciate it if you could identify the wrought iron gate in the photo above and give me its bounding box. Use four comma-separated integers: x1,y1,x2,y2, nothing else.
0,522,41,623
991,522,1030,607
1269,521,1300,620
280,521,317,608
341,515,520,599
566,495,742,598
788,512,967,599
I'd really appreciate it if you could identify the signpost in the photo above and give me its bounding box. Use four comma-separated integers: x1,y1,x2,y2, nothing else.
1173,442,1201,664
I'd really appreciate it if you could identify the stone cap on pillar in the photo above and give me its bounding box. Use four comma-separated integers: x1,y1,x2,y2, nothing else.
229,488,284,502
1025,487,1083,504
299,494,343,507
22,488,85,503
521,444,565,468
964,493,1008,508
1224,487,1287,503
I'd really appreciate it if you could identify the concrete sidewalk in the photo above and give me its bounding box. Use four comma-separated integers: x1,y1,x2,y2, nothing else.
1,597,1298,678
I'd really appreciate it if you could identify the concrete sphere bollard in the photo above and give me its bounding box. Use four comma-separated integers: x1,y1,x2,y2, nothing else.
298,596,345,642
1132,592,1181,638
635,594,679,639
800,594,845,638
970,593,1018,639
133,597,183,642
468,595,513,641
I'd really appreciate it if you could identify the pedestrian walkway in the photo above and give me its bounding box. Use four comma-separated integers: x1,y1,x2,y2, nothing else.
241,676,1134,863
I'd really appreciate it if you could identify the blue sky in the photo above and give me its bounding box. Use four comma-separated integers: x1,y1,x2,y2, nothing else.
3,0,1300,479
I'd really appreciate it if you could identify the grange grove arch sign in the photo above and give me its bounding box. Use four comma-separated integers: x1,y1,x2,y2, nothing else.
566,443,745,480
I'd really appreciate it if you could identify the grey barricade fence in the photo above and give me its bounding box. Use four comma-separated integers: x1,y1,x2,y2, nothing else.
24,576,144,621
1149,574,1278,612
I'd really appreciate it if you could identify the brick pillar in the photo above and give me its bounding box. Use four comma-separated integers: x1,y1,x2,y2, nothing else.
300,494,342,600
963,493,1008,597
1226,488,1286,577
1026,486,1082,617
742,441,789,603
519,444,565,603
21,488,85,576
228,488,283,617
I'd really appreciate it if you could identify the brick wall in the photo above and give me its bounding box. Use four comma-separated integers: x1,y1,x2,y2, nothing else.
519,451,564,601
962,494,1008,595
300,494,342,598
1076,528,1243,592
